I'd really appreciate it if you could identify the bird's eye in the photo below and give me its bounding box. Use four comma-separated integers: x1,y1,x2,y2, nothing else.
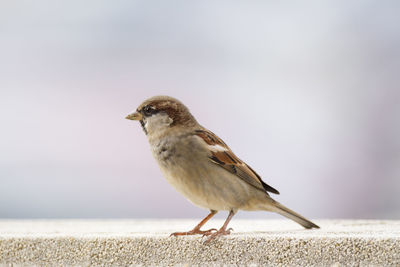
142,106,157,116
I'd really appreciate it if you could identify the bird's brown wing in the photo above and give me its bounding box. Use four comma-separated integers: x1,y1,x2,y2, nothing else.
194,129,279,195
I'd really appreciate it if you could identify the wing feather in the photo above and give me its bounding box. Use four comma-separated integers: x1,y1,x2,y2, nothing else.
194,129,279,195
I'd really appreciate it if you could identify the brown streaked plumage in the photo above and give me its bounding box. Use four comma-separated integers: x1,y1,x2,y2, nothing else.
126,95,319,243
195,129,280,195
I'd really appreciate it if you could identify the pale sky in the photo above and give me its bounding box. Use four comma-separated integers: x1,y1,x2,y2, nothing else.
1,0,399,219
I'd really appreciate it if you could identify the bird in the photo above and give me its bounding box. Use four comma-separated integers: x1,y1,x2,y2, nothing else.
126,95,319,242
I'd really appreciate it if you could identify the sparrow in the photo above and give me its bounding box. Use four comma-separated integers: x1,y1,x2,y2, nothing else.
126,96,319,242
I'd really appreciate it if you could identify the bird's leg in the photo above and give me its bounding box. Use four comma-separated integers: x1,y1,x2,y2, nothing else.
205,209,237,243
170,210,218,236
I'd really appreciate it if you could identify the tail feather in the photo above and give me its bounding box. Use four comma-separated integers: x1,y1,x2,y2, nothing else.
272,201,320,229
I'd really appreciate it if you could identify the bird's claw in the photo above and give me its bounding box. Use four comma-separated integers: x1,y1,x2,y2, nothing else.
204,228,234,244
201,228,217,237
170,228,217,237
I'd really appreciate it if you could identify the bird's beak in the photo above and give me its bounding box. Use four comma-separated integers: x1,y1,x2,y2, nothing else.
125,111,143,121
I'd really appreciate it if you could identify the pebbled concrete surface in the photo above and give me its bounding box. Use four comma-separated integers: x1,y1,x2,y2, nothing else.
0,219,399,266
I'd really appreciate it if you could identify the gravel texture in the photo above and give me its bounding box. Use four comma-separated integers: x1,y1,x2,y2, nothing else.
0,219,399,266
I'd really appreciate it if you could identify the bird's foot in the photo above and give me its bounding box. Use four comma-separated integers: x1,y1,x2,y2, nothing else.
170,228,217,237
204,227,233,244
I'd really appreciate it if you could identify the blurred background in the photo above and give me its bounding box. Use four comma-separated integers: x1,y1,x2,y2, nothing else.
0,0,399,220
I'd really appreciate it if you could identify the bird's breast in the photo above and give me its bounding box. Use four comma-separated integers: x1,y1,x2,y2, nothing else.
147,134,261,211
150,134,205,166
149,135,216,206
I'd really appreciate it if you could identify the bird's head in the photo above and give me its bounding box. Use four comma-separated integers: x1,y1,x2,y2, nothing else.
126,96,198,136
